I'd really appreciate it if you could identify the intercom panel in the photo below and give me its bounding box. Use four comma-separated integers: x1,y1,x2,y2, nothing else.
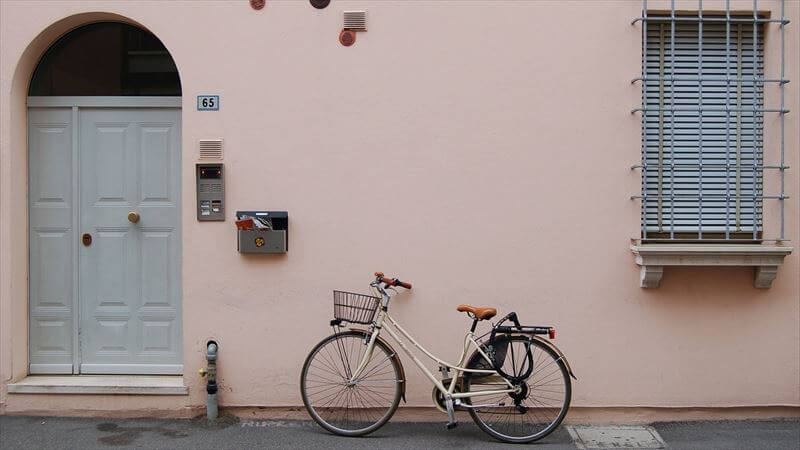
197,164,224,221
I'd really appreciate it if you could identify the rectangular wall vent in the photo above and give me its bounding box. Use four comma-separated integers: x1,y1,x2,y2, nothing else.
199,139,223,160
343,11,367,31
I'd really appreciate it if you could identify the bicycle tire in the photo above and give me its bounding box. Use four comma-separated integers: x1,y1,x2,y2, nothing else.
300,330,402,436
463,335,571,444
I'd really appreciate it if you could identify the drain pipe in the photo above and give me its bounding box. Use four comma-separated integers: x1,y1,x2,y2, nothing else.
199,341,218,421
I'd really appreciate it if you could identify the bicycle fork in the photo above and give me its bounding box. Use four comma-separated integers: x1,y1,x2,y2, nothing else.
347,326,381,383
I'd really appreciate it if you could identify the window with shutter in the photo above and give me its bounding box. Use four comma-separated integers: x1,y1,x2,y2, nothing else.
630,3,793,289
641,17,764,241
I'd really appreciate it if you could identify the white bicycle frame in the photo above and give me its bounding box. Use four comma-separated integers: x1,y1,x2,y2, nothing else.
348,286,517,401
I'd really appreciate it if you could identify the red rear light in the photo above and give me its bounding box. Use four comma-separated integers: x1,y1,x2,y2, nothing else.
549,328,556,339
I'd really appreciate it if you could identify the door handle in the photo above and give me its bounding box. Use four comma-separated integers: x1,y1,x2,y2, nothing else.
127,211,140,224
82,233,92,246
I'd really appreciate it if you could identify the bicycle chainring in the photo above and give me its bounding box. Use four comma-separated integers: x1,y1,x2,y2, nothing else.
432,381,462,413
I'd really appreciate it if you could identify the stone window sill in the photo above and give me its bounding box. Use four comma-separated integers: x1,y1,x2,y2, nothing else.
630,244,794,288
7,375,188,395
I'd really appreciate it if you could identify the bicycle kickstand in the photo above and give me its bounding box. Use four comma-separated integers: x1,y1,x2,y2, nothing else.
444,398,458,429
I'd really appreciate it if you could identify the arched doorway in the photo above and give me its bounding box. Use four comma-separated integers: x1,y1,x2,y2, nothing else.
28,22,182,375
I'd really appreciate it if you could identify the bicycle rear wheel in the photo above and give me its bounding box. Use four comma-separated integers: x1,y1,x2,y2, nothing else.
300,330,402,436
463,336,571,443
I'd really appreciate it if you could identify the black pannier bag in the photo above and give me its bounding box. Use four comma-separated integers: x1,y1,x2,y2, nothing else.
468,312,535,383
467,338,509,376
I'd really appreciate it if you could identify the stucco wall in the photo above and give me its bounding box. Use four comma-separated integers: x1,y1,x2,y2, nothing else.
1,0,798,415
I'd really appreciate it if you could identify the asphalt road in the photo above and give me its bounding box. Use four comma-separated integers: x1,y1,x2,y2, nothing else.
0,416,798,449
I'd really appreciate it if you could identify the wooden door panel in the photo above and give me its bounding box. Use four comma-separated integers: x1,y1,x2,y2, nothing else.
28,108,75,374
79,108,182,374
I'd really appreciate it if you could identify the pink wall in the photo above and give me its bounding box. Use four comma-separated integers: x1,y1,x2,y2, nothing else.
1,0,798,415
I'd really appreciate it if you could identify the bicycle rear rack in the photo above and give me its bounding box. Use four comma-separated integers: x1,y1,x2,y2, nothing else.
494,325,552,335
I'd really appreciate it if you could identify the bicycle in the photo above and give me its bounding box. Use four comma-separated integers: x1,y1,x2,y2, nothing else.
300,272,577,444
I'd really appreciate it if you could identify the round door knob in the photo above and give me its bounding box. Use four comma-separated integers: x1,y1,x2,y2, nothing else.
127,212,140,224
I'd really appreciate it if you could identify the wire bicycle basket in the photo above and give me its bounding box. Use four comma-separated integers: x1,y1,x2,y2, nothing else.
332,291,381,325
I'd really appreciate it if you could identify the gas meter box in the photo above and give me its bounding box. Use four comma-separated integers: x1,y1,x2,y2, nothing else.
236,211,288,254
197,164,224,221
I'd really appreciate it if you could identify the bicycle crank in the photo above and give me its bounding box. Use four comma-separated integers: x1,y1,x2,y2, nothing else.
444,398,457,429
432,379,463,413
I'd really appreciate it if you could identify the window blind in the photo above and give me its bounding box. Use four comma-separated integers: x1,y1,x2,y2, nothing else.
642,19,764,239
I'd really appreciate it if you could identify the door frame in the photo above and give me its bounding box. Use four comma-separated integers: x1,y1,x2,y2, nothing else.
27,96,182,374
27,97,182,108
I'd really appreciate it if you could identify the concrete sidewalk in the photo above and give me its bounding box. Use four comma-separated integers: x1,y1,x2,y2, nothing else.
0,416,798,449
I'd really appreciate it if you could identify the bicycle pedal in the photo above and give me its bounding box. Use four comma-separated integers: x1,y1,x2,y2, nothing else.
446,422,458,430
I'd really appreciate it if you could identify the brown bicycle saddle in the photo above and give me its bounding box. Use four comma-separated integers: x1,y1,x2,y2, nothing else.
456,304,497,320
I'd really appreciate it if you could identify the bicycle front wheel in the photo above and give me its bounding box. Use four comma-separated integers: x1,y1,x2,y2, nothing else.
300,330,402,436
464,336,571,444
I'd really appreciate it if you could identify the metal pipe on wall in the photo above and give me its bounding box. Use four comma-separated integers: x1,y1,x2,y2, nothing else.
200,341,219,421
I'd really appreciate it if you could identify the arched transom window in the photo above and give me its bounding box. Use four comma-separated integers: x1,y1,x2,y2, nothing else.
29,22,181,96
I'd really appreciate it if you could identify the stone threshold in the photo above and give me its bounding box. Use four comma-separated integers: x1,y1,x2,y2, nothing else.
7,375,188,395
631,244,794,288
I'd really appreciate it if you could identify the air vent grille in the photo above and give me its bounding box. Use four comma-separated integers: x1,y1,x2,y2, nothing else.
199,139,223,160
343,11,367,31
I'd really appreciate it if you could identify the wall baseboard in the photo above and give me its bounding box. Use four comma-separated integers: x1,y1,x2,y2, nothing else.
1,405,797,423
227,405,800,424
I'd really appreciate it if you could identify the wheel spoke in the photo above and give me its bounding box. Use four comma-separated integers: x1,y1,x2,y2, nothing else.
464,337,570,443
302,333,401,436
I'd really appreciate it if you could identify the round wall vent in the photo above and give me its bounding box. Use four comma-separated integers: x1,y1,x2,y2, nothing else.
310,0,330,9
339,30,356,47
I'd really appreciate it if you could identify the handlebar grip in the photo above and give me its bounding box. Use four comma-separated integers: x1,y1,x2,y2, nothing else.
374,272,412,289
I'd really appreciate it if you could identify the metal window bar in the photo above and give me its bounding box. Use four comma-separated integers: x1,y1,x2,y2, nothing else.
725,1,731,238
658,22,665,230
736,23,744,230
631,0,789,242
640,0,648,240
632,76,788,84
699,0,703,239
752,1,759,240
632,16,789,25
669,1,676,239
633,107,787,113
780,0,786,239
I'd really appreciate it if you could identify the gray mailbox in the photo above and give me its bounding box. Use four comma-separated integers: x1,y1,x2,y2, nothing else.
236,211,288,254
197,163,224,221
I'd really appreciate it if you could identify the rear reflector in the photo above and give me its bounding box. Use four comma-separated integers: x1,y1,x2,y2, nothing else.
549,328,556,339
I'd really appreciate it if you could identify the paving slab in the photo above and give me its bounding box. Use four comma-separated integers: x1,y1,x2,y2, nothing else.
567,425,666,449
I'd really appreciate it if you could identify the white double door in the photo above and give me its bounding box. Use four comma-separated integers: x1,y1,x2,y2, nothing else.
28,101,182,374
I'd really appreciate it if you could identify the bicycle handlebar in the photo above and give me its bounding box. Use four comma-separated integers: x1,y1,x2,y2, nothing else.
374,272,412,289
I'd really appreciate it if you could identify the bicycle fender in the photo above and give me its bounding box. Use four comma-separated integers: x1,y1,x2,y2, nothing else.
351,328,407,403
533,336,577,380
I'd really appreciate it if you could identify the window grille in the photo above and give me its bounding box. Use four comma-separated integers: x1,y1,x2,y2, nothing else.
631,0,790,242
